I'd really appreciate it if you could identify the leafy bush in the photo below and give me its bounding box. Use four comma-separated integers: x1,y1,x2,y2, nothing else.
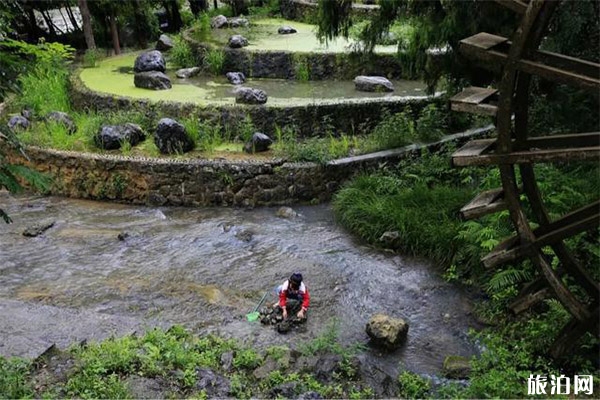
82,48,101,68
416,103,446,142
0,357,33,399
397,371,431,399
366,108,416,151
190,13,211,42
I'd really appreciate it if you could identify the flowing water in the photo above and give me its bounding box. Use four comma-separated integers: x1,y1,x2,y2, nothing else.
0,194,480,376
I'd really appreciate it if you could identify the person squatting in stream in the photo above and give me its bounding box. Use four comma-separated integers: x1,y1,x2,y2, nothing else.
276,272,310,319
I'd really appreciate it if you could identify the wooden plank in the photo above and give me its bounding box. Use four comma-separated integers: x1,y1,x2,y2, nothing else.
494,0,527,14
451,139,497,166
451,87,498,104
454,145,600,166
451,102,498,117
459,33,600,91
460,187,507,220
510,287,550,314
460,32,508,50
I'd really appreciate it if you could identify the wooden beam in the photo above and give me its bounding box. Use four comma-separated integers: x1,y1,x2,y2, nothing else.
459,33,600,92
494,0,528,14
460,187,508,220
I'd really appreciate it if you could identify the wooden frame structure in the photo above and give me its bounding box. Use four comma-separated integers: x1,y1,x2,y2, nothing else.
450,0,599,358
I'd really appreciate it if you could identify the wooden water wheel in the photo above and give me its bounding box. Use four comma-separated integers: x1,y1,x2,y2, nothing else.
450,0,599,359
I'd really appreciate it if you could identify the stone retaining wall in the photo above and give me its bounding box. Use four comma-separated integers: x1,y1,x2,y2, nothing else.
69,72,442,137
6,126,494,207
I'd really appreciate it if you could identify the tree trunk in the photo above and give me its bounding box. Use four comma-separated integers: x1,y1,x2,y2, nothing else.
231,0,249,16
77,0,96,49
132,0,149,48
213,0,218,10
65,4,80,33
167,0,183,31
108,11,121,55
189,0,208,16
41,9,59,38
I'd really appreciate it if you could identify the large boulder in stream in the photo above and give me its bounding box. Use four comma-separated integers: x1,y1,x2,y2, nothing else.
134,71,172,90
354,75,394,92
235,87,267,105
133,50,166,73
154,118,194,154
94,123,146,150
366,313,409,349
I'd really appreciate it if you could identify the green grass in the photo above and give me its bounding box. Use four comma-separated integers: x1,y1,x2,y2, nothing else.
16,64,70,116
0,357,34,399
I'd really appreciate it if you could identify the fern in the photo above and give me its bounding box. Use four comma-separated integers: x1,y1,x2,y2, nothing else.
486,268,534,293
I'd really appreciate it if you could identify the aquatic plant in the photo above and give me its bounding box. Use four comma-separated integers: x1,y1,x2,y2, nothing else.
203,48,225,75
170,35,199,68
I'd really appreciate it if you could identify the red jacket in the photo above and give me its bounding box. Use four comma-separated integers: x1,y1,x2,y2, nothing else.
278,280,310,311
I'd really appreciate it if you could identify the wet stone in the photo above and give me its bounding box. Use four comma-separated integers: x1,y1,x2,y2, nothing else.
354,75,395,92
154,118,194,155
8,115,30,131
226,71,246,85
155,34,174,51
134,71,172,90
45,111,76,135
176,67,201,79
23,220,55,237
278,26,297,35
228,34,249,49
211,15,228,29
94,123,146,150
228,17,249,28
133,50,166,73
235,87,267,105
243,132,273,153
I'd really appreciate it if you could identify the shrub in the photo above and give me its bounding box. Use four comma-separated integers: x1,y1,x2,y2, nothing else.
190,13,211,42
366,109,416,151
416,103,446,142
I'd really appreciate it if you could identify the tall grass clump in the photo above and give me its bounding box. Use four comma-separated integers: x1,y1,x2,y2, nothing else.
170,35,198,68
196,120,223,152
0,357,34,399
190,13,211,42
203,48,225,75
82,48,101,68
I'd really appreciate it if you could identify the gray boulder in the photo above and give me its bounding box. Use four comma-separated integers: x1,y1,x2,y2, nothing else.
94,123,146,150
154,118,194,154
176,67,201,79
133,50,166,73
155,34,174,51
23,220,55,237
228,34,249,49
8,115,30,131
354,75,394,92
134,71,172,90
45,111,76,134
211,15,228,29
235,87,267,105
226,71,246,85
21,108,34,120
228,17,249,28
243,132,272,153
276,207,298,219
195,368,231,398
278,26,297,34
366,313,409,349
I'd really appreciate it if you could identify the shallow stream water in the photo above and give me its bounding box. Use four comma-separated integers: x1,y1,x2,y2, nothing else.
0,194,480,377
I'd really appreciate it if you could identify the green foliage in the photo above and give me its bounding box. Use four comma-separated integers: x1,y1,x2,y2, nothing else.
294,60,310,81
397,370,431,399
16,62,70,117
0,357,33,399
248,0,281,18
170,35,199,68
196,120,223,152
232,348,261,370
415,103,446,142
365,108,416,151
191,13,211,42
203,48,225,75
82,49,101,68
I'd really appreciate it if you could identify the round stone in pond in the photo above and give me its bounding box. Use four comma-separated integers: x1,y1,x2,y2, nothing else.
354,76,394,92
278,26,297,35
228,35,249,49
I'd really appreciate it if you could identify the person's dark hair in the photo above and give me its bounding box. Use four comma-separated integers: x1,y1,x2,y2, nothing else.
289,273,303,289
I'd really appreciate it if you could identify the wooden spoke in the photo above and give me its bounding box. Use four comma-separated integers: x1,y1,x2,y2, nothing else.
450,87,498,117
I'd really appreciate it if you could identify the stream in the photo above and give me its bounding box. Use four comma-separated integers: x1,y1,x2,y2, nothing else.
0,193,481,377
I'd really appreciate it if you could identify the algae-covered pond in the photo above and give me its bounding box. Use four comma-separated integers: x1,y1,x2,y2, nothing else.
205,18,398,54
79,52,428,106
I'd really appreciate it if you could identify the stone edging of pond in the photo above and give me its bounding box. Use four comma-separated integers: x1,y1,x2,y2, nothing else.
6,125,495,207
69,71,443,137
182,29,441,81
280,0,380,23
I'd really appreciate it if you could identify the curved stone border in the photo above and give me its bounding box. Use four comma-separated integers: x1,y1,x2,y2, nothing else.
183,30,421,81
6,125,494,207
69,71,442,137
